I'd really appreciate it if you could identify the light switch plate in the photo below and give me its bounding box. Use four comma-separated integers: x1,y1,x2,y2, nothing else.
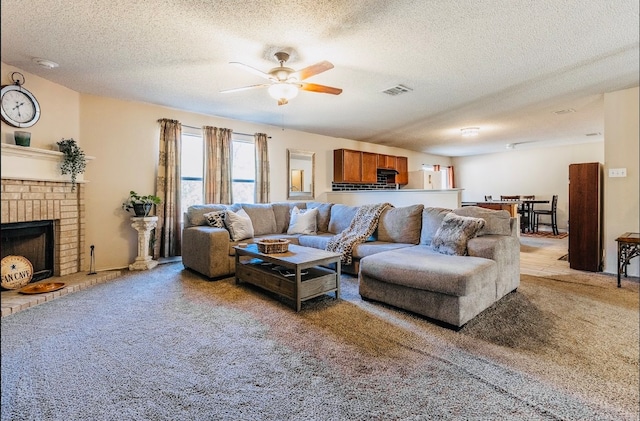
608,168,627,177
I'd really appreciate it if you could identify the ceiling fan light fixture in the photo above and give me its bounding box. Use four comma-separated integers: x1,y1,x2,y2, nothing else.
461,127,480,137
268,83,299,102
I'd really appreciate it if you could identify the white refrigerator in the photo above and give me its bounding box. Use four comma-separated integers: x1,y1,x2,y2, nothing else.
406,170,442,189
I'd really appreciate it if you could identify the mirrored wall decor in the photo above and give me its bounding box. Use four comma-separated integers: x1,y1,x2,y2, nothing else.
287,149,315,200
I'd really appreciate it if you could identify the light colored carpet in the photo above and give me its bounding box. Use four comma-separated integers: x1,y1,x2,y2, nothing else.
2,263,638,420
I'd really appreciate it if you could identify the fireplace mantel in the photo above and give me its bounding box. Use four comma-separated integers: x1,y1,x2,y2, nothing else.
1,143,95,183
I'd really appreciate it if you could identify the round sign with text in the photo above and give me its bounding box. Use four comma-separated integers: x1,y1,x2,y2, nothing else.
1,255,34,290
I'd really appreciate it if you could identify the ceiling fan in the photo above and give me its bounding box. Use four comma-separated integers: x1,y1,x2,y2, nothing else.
220,52,342,105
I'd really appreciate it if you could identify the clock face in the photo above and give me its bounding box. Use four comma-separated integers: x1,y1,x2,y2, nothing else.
1,85,41,128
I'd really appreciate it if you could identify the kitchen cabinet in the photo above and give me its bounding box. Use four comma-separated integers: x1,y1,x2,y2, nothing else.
361,152,378,183
377,154,396,170
396,156,408,185
334,149,378,183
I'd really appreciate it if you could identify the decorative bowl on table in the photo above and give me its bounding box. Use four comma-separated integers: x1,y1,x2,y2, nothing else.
256,239,290,254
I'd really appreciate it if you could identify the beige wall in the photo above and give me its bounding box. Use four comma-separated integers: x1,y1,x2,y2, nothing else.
454,86,640,276
0,63,80,148
604,87,639,276
452,142,605,232
1,63,445,270
78,96,446,270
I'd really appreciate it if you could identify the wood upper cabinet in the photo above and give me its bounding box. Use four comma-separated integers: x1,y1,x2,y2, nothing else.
377,154,396,169
334,149,362,183
395,156,408,185
361,152,378,183
335,149,408,184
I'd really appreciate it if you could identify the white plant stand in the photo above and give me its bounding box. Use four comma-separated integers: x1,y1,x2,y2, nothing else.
129,216,158,271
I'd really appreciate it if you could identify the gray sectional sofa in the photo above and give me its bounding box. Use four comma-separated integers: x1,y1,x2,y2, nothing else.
181,201,520,327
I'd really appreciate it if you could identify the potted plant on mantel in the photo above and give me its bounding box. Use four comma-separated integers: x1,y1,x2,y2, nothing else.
122,191,162,217
56,138,86,192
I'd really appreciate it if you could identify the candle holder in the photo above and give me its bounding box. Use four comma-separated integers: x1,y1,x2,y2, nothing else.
14,131,31,147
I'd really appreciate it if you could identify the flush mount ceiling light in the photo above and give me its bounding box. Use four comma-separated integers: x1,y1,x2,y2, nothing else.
461,127,480,137
32,58,59,69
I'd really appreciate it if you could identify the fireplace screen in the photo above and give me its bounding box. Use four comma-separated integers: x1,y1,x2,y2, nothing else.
1,221,54,282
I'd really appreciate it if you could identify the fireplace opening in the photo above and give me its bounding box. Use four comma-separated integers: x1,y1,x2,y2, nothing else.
1,221,54,283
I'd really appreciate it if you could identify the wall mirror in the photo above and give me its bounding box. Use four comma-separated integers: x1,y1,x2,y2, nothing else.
287,149,315,200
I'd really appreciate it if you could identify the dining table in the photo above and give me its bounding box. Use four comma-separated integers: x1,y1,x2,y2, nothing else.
461,199,550,233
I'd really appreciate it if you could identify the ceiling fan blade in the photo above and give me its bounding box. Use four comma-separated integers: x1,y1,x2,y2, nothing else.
293,61,334,81
300,82,342,95
229,62,272,80
219,84,270,94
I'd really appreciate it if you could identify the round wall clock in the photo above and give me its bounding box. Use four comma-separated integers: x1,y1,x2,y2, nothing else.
1,72,41,128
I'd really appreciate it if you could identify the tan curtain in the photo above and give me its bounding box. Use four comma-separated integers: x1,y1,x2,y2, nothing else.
447,165,455,188
254,133,270,203
203,126,233,204
155,119,182,258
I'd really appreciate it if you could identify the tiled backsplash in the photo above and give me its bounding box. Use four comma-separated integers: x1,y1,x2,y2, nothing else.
332,173,398,191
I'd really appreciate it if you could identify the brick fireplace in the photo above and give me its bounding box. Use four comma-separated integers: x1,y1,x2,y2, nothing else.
1,144,91,276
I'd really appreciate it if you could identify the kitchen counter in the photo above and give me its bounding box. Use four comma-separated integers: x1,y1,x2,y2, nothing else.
326,189,463,209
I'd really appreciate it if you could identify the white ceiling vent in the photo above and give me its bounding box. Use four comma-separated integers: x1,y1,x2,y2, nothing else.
382,84,413,96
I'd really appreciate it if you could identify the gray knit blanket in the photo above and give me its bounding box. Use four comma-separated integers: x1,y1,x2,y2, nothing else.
326,202,392,265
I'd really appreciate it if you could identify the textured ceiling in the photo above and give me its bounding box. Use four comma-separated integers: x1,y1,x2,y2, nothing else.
1,0,638,156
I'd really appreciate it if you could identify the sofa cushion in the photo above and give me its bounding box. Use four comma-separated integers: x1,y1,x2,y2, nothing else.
287,206,318,235
203,210,226,228
306,202,333,233
359,245,497,297
240,204,277,236
271,202,306,234
298,232,334,250
419,207,452,245
225,208,254,241
187,204,228,226
453,206,511,236
432,213,485,256
328,204,359,234
376,204,424,244
351,241,414,259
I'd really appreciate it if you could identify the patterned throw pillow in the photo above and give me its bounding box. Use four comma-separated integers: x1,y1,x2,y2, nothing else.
203,210,226,228
432,213,485,256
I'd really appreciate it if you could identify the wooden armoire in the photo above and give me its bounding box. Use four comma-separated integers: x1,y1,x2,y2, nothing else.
568,162,603,271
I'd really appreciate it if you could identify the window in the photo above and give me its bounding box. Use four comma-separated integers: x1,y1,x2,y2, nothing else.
180,131,204,219
180,130,255,221
231,139,255,203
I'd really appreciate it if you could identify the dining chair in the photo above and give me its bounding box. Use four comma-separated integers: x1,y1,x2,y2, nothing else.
500,195,520,201
484,195,492,201
520,196,535,232
533,195,559,235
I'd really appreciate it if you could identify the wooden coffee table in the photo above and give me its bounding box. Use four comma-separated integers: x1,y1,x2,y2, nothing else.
234,243,342,311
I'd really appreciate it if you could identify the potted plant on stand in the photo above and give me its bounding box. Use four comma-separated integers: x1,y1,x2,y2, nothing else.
56,138,87,191
122,191,162,217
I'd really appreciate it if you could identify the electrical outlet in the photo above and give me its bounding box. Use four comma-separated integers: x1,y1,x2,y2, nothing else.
608,168,627,178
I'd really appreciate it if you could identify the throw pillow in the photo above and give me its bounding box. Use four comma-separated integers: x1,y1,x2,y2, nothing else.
224,208,254,241
287,206,318,235
432,213,485,256
203,210,226,228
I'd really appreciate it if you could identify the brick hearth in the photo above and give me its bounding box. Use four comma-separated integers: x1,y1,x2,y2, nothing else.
1,179,86,276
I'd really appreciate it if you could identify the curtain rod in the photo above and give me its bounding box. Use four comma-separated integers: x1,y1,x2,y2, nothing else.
182,124,271,138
